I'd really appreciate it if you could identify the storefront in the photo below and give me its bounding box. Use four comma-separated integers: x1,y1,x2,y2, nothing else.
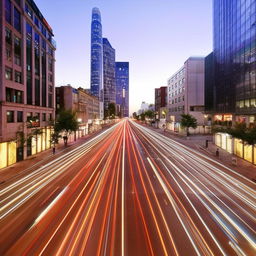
0,127,53,170
215,135,256,165
215,133,233,153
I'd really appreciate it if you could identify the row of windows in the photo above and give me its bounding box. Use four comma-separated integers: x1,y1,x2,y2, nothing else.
6,88,23,104
236,98,256,108
5,66,22,84
5,0,55,54
167,69,185,85
168,79,185,92
169,106,185,112
5,28,22,66
169,96,185,104
5,0,21,32
169,88,185,97
6,111,52,123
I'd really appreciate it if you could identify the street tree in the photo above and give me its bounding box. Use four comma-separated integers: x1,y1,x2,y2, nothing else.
55,110,79,146
180,114,197,136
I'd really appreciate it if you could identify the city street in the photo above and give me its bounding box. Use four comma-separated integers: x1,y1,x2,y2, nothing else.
0,119,255,255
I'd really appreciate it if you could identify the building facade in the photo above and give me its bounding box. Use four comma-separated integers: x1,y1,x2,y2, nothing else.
211,0,256,164
103,38,116,117
204,52,214,114
213,0,256,126
167,57,205,131
115,62,129,117
90,7,102,99
0,0,56,169
155,87,167,112
56,85,100,137
90,7,103,119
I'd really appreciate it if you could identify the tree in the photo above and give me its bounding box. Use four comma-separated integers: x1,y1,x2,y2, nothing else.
213,122,256,145
180,114,197,136
108,103,116,119
144,110,154,119
55,110,79,146
133,112,139,120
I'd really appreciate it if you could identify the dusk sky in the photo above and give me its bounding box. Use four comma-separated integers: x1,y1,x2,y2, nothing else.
35,0,212,114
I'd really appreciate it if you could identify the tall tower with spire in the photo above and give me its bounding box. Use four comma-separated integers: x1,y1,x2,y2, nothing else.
90,7,103,118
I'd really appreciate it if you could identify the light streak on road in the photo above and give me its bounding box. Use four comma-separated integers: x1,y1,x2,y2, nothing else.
0,120,255,256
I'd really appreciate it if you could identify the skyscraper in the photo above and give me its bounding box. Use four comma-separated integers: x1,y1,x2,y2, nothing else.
213,0,256,124
116,62,129,117
103,38,116,117
90,8,103,100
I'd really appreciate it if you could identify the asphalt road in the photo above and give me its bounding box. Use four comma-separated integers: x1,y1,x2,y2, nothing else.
0,119,255,255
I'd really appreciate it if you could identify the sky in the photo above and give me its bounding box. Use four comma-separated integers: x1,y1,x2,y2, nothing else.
35,0,213,114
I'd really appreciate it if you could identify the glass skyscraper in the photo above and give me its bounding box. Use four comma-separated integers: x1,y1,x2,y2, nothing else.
116,62,129,117
90,7,103,100
103,38,116,116
213,0,256,122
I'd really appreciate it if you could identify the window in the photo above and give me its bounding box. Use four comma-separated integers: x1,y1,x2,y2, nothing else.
34,16,39,27
49,113,52,121
5,28,12,44
6,47,11,61
41,25,46,37
25,4,33,19
7,111,14,123
49,59,53,72
15,71,22,83
48,74,53,82
48,94,53,108
14,36,21,51
5,0,11,24
5,67,12,80
17,111,23,122
15,55,21,66
42,39,46,50
6,88,12,102
35,79,40,106
26,22,32,36
16,90,22,103
14,7,21,32
42,113,46,121
14,37,21,66
34,33,40,45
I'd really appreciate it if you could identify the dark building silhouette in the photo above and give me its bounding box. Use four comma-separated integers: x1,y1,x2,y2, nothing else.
116,62,129,117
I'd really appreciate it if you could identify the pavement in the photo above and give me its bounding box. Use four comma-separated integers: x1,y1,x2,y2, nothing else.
0,126,110,183
0,120,255,255
144,124,256,182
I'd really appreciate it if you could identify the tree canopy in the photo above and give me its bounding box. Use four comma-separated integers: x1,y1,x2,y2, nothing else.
180,114,197,136
213,122,256,145
55,110,79,137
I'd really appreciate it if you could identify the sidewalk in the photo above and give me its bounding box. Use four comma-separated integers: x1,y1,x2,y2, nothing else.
0,127,109,183
145,124,256,182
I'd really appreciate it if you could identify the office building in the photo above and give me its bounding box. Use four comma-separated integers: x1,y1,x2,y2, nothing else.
167,57,205,131
103,38,116,117
0,0,56,168
211,0,256,164
116,62,129,117
213,0,256,125
56,85,100,137
90,7,103,119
